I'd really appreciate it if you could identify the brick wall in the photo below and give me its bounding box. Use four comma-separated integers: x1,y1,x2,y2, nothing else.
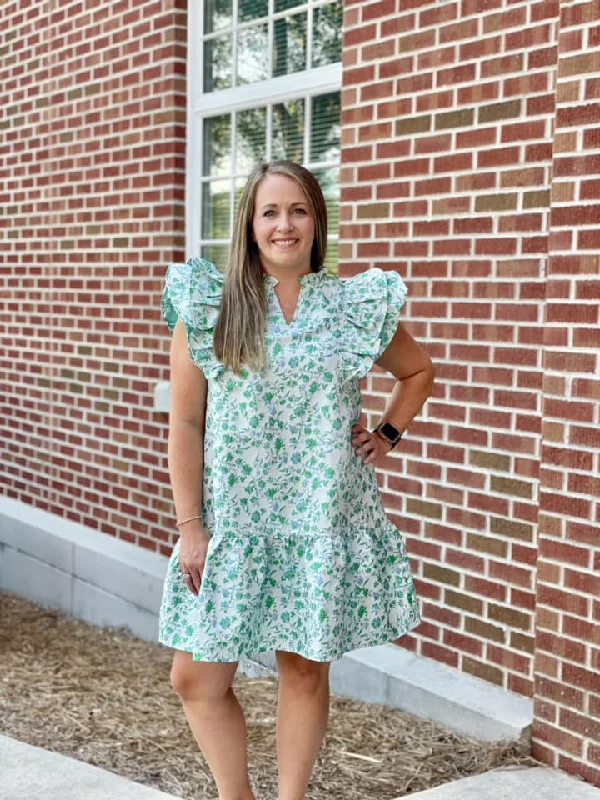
0,0,186,554
339,0,598,785
533,1,600,783
1,0,599,786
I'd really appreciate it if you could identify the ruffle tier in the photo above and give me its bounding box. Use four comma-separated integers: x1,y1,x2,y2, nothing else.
159,524,420,663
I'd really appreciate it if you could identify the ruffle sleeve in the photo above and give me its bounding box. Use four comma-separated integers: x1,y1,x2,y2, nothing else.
340,267,408,381
161,256,225,379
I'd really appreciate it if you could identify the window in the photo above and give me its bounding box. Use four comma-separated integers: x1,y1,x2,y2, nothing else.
186,1,342,275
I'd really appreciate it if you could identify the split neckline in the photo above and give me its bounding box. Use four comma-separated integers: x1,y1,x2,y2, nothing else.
265,270,327,327
263,270,327,288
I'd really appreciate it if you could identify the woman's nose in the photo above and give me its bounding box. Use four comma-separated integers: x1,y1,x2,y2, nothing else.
277,215,293,231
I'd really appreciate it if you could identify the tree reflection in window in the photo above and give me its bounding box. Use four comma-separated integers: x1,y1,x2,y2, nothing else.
272,99,304,163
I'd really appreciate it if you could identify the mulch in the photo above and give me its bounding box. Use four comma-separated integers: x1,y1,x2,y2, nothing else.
0,592,539,799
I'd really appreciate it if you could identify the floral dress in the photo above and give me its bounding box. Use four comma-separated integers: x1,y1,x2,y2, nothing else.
158,257,421,662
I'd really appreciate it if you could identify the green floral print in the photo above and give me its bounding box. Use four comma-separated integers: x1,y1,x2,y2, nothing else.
158,257,420,662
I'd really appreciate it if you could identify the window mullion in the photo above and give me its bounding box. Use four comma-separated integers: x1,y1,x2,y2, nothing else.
267,0,273,162
267,102,273,161
304,93,312,167
268,0,274,80
307,0,313,72
195,63,342,116
232,0,239,88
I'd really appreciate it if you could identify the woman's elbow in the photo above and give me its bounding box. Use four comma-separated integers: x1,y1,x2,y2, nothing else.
424,358,436,396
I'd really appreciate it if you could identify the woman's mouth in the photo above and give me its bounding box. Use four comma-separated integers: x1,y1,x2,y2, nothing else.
272,239,299,249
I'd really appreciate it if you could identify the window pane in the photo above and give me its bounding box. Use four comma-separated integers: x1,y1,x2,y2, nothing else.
312,1,342,68
273,12,307,77
275,0,304,14
236,107,267,174
204,0,233,34
202,180,231,240
201,244,229,272
323,239,338,277
204,36,233,92
312,166,340,232
203,115,232,178
310,92,340,164
275,0,308,14
272,99,304,162
239,0,268,24
238,23,269,85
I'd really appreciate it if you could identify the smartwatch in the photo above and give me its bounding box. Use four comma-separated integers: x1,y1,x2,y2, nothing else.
373,421,403,450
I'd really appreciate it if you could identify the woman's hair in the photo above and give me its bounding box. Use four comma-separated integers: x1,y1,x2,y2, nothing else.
213,160,328,376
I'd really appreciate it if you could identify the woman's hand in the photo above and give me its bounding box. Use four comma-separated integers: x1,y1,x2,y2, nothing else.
178,525,210,595
351,423,393,465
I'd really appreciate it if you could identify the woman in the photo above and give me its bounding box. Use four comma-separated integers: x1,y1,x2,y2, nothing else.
159,160,434,800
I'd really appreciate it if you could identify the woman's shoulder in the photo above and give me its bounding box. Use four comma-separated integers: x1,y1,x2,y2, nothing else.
339,267,407,299
165,256,224,296
162,257,224,332
335,268,409,380
312,268,408,313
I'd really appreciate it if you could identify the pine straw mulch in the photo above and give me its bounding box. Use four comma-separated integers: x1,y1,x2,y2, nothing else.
0,592,539,800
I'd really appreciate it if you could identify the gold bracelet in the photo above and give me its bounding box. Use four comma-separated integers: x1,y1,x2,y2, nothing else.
176,514,203,529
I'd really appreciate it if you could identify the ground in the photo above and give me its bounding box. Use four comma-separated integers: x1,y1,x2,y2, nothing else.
0,592,539,799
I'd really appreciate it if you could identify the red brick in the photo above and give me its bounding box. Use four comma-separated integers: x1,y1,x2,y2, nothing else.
345,23,377,46
534,698,557,724
563,616,600,648
542,446,593,471
510,587,536,612
562,663,599,694
534,721,584,758
556,757,600,789
489,560,533,588
536,630,587,664
537,585,590,617
487,644,531,675
532,740,558,767
422,602,461,629
564,569,600,597
539,493,591,521
443,629,483,657
421,640,459,668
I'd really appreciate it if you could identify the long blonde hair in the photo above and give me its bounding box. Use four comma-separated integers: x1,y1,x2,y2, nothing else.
213,160,328,375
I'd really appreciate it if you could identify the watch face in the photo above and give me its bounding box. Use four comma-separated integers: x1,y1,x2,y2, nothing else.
380,422,400,439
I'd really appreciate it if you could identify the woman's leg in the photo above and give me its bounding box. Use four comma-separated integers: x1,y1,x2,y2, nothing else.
171,650,255,800
275,651,331,800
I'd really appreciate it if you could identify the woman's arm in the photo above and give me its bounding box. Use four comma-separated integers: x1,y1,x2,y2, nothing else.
372,321,435,434
168,319,210,594
352,322,435,465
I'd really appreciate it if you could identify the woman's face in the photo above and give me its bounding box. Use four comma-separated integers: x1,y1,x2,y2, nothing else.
252,174,315,277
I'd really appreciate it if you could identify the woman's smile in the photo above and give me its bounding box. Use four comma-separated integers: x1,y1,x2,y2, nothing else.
271,238,300,249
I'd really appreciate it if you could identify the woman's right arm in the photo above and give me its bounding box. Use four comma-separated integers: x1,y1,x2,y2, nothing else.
168,319,209,595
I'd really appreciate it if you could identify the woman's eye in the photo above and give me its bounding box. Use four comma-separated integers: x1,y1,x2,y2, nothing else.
262,208,306,217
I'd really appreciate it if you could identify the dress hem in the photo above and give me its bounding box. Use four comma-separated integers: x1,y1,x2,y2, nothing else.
158,612,421,664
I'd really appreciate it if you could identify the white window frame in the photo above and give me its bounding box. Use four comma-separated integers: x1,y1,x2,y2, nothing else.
185,1,342,257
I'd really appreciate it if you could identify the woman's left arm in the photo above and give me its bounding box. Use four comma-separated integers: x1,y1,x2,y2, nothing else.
352,322,435,465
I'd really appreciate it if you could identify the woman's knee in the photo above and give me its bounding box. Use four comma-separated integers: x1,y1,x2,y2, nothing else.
170,650,237,703
276,651,330,693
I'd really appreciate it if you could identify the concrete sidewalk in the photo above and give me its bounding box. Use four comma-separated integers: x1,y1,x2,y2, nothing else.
397,764,600,799
2,735,599,800
0,735,182,800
